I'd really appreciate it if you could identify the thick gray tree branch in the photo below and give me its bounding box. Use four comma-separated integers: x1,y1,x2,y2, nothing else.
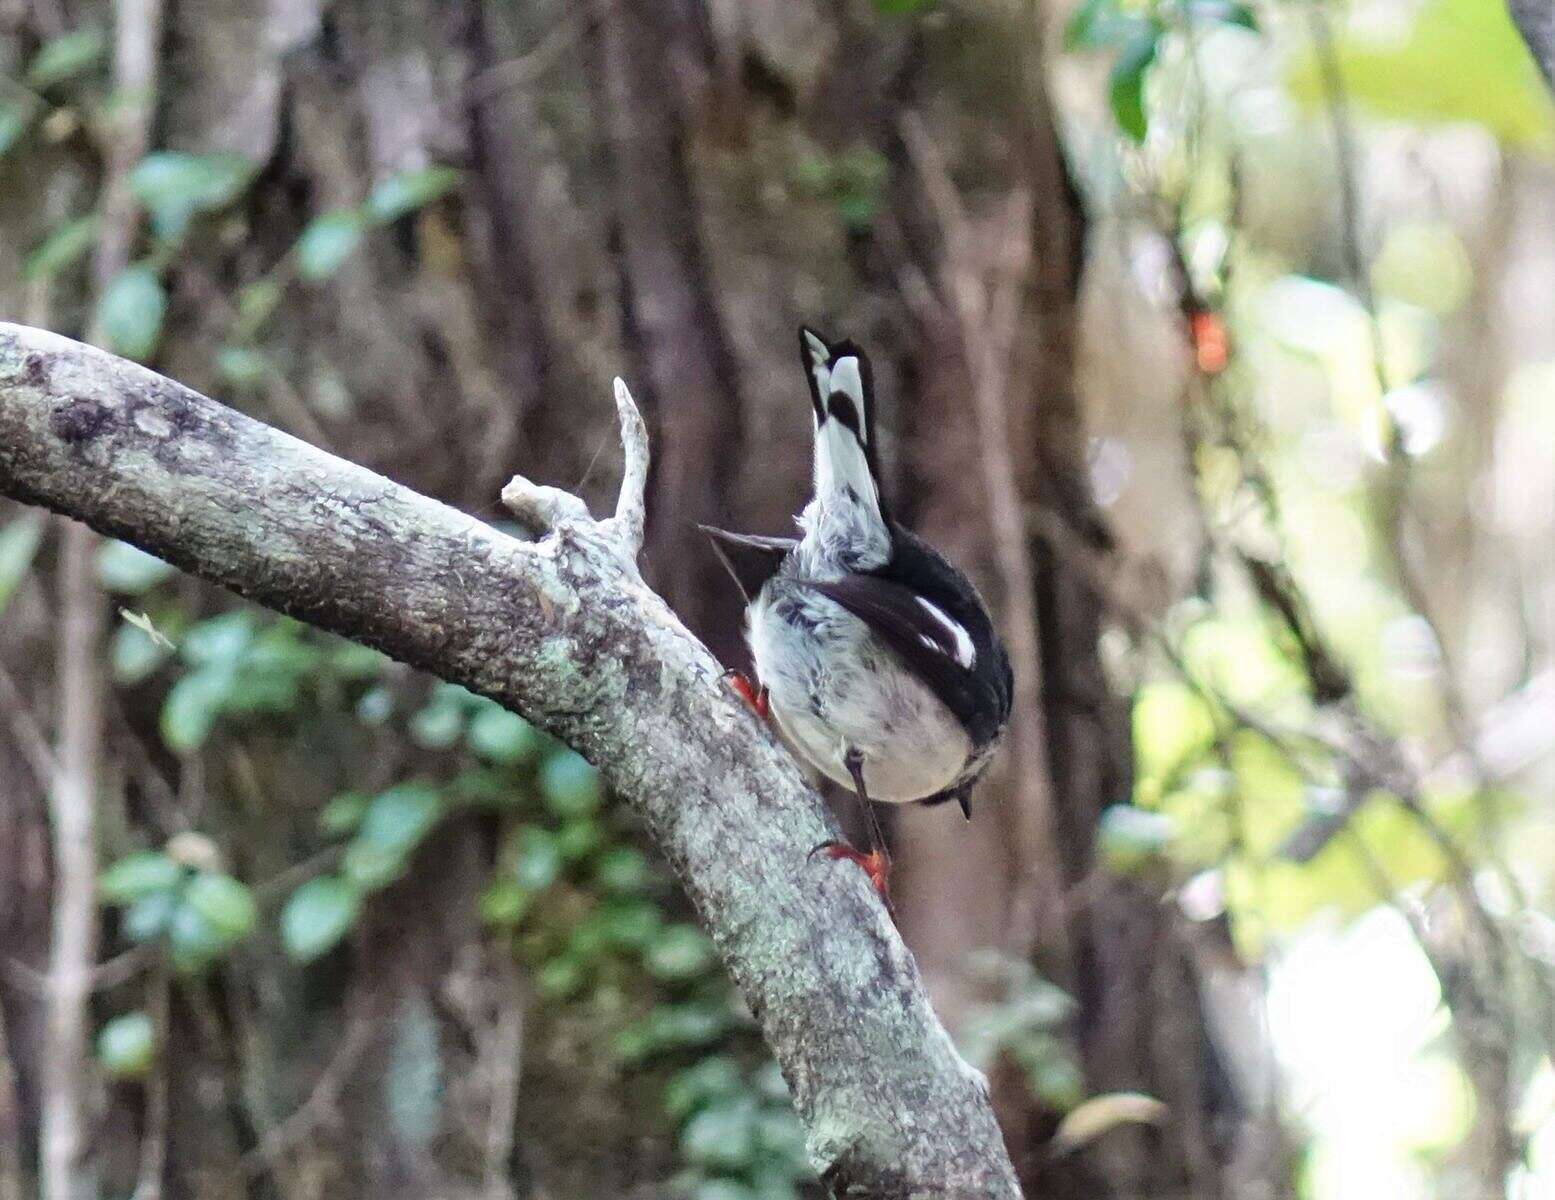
1508,0,1554,89
0,323,1021,1198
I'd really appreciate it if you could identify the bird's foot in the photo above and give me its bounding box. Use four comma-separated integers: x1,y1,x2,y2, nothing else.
810,841,891,905
723,669,769,720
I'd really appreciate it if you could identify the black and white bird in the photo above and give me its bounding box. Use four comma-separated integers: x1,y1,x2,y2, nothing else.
702,328,1012,897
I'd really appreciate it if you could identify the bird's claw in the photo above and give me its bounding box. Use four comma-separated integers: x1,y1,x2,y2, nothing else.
810,841,892,906
723,669,769,720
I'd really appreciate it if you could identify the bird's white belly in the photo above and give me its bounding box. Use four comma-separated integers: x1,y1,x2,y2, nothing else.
748,588,971,802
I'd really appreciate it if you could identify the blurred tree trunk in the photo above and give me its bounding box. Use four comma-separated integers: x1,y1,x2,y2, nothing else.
872,11,1246,1197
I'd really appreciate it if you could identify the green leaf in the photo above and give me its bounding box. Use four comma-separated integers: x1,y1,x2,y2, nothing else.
597,899,661,950
540,750,602,818
1108,25,1159,142
221,670,299,714
594,846,652,894
0,103,32,158
295,210,366,280
97,1012,155,1079
872,0,931,13
95,264,167,360
356,686,394,725
835,192,880,231
663,1056,745,1122
366,166,460,223
0,514,44,614
536,955,584,999
183,872,257,941
478,878,530,926
111,622,170,684
511,827,562,892
129,151,254,238
247,627,323,676
181,612,254,668
121,888,178,942
24,216,99,281
567,912,611,961
1216,0,1257,30
99,851,183,903
1132,680,1217,798
1065,0,1103,47
215,345,270,388
646,924,718,981
431,681,483,710
160,668,233,752
693,1182,756,1200
330,641,390,679
235,279,282,332
681,1099,759,1169
27,27,106,89
356,783,443,856
281,875,362,962
1097,805,1175,871
628,1002,733,1057
555,818,602,862
319,791,370,835
755,1107,806,1157
168,902,231,972
341,841,407,890
450,768,515,809
410,699,464,748
96,539,177,593
1065,0,1146,49
467,706,542,765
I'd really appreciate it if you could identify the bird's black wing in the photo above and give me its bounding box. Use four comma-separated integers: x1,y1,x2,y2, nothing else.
795,575,983,731
877,526,1013,748
698,525,796,603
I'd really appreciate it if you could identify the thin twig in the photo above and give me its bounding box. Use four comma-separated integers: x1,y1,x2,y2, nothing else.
42,523,106,1200
605,377,648,556
0,658,59,786
42,4,164,1192
461,3,607,109
130,968,170,1200
237,1015,373,1177
0,1002,25,1200
480,953,524,1200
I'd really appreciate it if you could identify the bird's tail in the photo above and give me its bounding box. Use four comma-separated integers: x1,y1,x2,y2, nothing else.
799,328,886,523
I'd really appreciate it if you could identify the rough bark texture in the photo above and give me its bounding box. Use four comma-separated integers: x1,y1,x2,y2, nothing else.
0,322,1019,1199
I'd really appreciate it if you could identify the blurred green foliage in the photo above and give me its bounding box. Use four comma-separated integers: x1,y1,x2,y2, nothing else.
85,537,815,1193
1286,0,1555,151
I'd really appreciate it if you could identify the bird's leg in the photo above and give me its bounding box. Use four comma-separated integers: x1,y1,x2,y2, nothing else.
722,669,769,719
812,748,892,904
